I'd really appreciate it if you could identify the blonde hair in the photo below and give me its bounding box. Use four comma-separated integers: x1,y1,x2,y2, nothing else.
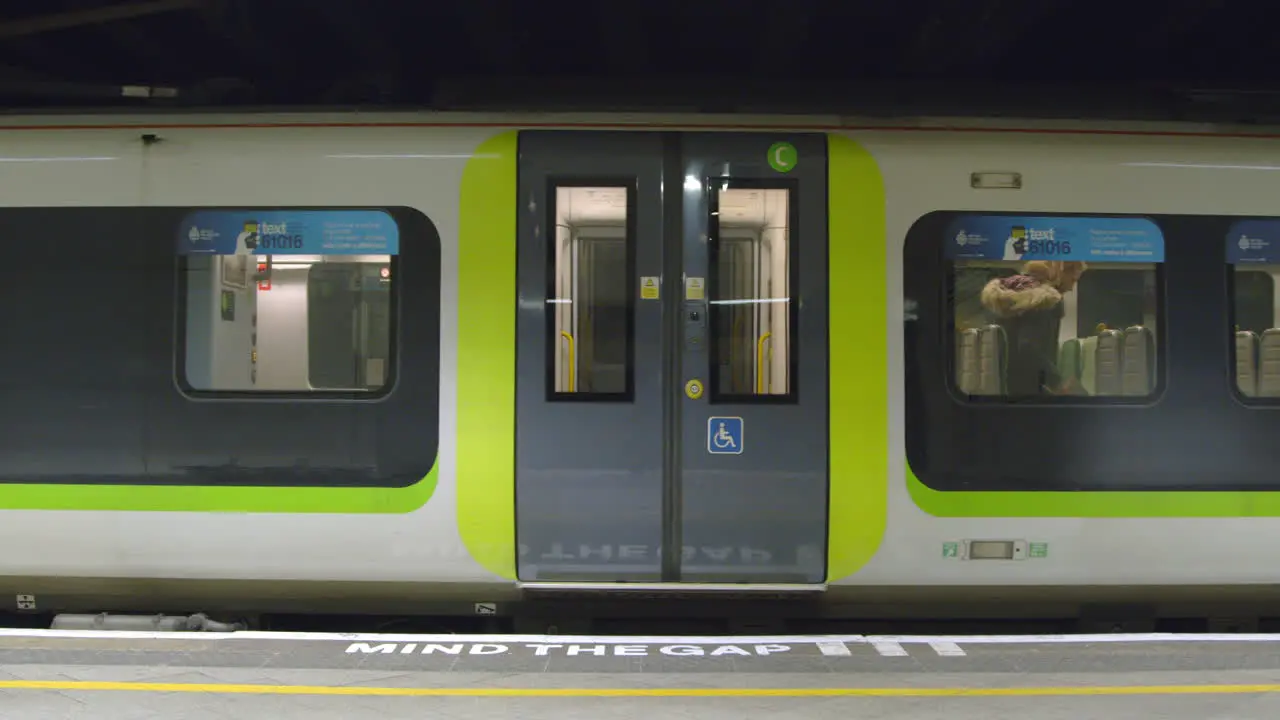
1022,260,1087,290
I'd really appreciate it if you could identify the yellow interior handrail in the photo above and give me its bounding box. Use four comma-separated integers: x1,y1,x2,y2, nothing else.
768,343,775,392
560,330,575,392
756,332,773,394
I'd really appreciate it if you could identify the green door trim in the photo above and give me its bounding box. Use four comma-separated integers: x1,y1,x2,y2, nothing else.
456,130,893,580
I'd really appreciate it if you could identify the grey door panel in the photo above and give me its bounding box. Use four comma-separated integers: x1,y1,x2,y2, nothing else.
678,134,829,583
515,130,829,585
515,131,665,582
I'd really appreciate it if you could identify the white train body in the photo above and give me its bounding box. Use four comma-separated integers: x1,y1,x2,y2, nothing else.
0,111,1276,617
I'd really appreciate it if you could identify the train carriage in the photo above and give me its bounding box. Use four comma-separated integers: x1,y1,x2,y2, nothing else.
1,111,1279,623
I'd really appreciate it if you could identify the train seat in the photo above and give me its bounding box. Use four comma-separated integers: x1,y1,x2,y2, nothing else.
1258,329,1280,397
1058,338,1083,390
1121,326,1156,396
1236,330,1260,397
1094,329,1124,396
975,324,1006,395
956,328,980,395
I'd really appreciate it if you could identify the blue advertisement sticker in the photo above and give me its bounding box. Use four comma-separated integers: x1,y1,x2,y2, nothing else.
1227,220,1280,265
177,209,399,256
944,215,1164,263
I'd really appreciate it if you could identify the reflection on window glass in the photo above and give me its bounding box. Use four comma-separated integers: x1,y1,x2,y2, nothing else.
179,210,397,394
710,185,794,400
1234,270,1275,336
1075,270,1153,337
307,261,393,390
946,213,1164,401
182,254,394,393
548,185,632,397
1232,269,1277,398
954,260,1159,399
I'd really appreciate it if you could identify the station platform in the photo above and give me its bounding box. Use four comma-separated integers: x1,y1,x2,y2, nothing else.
3,629,1280,718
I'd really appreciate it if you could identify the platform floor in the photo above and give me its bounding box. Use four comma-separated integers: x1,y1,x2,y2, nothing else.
4,630,1280,718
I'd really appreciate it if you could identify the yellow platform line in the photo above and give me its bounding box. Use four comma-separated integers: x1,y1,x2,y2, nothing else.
2,681,1280,697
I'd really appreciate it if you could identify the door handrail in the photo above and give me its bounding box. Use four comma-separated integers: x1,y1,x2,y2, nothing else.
560,330,576,392
756,331,773,394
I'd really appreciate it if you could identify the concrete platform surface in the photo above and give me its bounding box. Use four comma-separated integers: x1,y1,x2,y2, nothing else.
4,630,1280,718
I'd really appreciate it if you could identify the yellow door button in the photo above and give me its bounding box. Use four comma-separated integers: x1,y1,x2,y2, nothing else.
685,379,704,400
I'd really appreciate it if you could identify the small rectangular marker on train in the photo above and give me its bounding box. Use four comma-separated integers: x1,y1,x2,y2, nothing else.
685,277,705,300
640,276,659,299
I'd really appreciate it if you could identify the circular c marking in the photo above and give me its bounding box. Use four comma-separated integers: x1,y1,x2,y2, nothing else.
767,141,797,173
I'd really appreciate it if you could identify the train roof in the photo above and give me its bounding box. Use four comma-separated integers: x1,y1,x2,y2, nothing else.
3,109,1280,140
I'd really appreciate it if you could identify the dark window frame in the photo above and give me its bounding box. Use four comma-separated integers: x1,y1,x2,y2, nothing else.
542,178,638,403
942,215,1168,408
706,176,801,405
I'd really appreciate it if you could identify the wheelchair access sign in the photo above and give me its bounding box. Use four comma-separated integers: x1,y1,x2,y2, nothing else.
707,417,743,455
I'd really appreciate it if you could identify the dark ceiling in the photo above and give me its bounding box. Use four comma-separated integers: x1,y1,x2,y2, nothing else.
3,0,1280,122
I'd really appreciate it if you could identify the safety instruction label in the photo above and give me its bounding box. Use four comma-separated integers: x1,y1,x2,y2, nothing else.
641,276,660,300
685,277,705,300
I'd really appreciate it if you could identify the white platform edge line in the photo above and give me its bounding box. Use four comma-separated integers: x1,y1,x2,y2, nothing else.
867,633,1280,644
0,629,871,644
815,641,852,657
871,641,909,657
1,629,1279,644
928,640,967,657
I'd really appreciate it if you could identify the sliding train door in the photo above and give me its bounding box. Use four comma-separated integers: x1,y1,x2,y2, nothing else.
514,130,829,586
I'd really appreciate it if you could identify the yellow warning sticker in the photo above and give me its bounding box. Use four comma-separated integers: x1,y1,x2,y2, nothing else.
685,277,705,300
640,276,660,300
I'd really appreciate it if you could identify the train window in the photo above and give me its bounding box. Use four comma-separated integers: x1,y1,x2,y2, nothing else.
948,214,1164,400
1227,221,1280,399
1233,271,1275,336
708,180,798,402
546,183,635,399
177,210,398,396
1075,268,1157,338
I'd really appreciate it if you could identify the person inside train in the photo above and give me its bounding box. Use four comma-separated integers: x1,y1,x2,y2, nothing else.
979,260,1088,396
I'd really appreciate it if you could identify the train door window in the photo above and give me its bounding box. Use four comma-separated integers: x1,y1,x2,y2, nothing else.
946,214,1164,401
177,210,399,396
708,181,798,401
546,183,635,399
1227,221,1280,400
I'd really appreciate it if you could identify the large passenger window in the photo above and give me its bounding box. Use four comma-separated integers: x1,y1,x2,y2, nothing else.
545,183,635,399
948,214,1164,401
1228,221,1280,399
708,181,797,402
177,210,398,396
